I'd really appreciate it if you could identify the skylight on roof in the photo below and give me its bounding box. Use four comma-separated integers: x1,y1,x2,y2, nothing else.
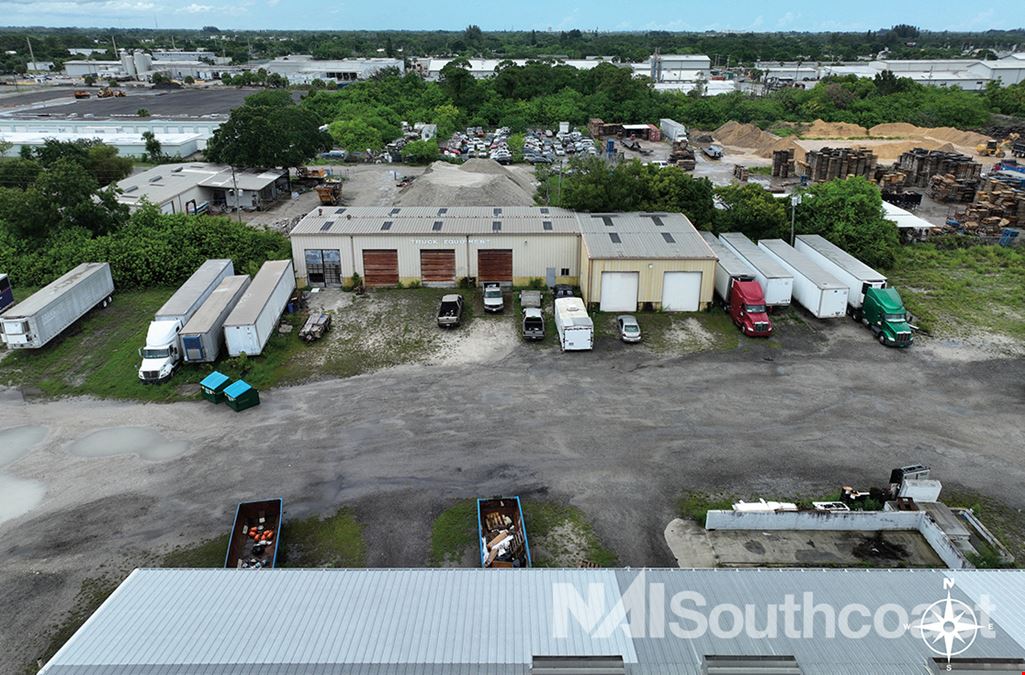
609,233,622,243
662,232,676,243
381,221,393,231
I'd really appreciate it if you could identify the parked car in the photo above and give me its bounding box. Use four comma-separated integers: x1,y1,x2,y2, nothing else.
482,283,505,313
437,294,464,328
703,144,724,159
617,315,642,343
553,284,575,299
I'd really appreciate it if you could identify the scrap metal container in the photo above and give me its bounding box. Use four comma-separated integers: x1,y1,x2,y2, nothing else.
155,259,234,325
699,231,759,302
181,275,251,363
794,234,887,311
717,233,794,307
0,263,113,349
223,260,295,357
758,239,849,319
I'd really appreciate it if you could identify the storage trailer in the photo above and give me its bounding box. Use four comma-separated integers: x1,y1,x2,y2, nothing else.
554,297,593,351
757,239,849,319
793,234,886,316
138,259,234,382
0,263,113,349
180,275,251,363
717,233,793,307
699,232,772,337
223,260,296,357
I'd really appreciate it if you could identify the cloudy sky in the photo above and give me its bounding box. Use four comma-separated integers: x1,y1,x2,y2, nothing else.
0,0,1016,31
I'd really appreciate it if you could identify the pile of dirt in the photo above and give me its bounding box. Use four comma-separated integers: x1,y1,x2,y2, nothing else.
713,121,781,152
924,126,990,148
759,136,805,160
395,160,535,206
868,123,988,150
803,119,868,138
868,122,923,138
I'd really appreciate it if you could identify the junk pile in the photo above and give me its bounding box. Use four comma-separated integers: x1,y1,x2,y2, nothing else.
802,147,877,182
299,312,332,342
669,139,696,170
772,148,795,178
238,523,275,569
480,508,527,568
928,174,977,203
959,173,1025,234
895,148,981,188
733,164,749,182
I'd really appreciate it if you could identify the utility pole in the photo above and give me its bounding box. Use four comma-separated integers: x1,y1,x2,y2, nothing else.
25,36,36,73
790,193,802,245
230,166,243,224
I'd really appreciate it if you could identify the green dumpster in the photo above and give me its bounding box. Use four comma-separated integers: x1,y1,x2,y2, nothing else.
224,379,260,412
199,371,231,404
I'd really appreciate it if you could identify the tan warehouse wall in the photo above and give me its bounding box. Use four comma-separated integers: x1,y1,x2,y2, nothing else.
580,256,716,310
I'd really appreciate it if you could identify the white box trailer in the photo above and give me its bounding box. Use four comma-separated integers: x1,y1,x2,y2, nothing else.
659,118,687,142
154,259,234,325
223,260,295,357
699,231,758,301
180,275,251,363
0,263,113,349
554,297,593,351
758,239,849,319
717,233,793,307
794,234,887,312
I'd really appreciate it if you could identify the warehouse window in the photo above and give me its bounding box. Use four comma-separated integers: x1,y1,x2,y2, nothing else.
561,268,570,276
609,233,622,243
542,221,553,231
493,221,502,231
381,221,393,231
662,232,676,243
432,221,443,231
319,220,335,232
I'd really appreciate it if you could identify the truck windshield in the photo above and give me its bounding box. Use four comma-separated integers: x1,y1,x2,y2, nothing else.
484,289,501,298
141,347,170,359
745,304,766,314
884,313,906,322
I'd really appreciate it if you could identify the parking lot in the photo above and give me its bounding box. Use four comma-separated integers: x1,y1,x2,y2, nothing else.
2,86,275,119
2,284,1025,670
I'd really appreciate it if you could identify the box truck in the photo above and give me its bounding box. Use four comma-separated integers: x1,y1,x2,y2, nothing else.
1,263,113,349
757,239,849,319
223,260,295,357
180,275,251,363
138,259,233,383
554,297,593,351
699,232,772,337
717,233,793,307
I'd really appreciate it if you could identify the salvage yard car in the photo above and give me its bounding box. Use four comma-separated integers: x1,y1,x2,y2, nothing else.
437,294,464,328
617,315,642,343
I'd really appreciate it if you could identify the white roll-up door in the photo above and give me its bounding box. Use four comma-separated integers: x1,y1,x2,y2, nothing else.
661,271,701,311
599,272,639,312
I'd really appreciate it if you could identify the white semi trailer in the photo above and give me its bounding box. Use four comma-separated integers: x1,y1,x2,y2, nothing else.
0,263,113,349
180,275,251,363
794,234,887,318
758,239,849,319
223,260,295,357
717,233,794,307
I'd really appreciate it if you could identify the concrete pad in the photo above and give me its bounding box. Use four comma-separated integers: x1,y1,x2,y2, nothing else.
664,518,718,568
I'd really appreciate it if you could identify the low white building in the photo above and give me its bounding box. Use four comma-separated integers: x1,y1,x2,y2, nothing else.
0,119,223,158
262,55,404,84
114,163,289,215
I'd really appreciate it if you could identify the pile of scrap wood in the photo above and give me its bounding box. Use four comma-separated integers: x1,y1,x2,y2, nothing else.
928,174,977,203
733,164,749,182
299,312,332,342
961,174,1025,233
481,509,526,568
895,148,981,188
802,147,877,182
771,149,795,178
877,170,907,190
669,139,695,170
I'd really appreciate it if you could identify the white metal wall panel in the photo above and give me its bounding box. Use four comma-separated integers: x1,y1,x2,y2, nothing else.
660,271,701,311
599,272,639,312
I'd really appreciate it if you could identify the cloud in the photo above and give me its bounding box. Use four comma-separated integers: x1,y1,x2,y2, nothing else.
179,2,212,12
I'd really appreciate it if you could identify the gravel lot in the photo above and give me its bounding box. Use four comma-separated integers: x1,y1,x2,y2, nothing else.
1,309,1024,670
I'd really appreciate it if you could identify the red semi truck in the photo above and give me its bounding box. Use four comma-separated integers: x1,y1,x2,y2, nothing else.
700,232,772,337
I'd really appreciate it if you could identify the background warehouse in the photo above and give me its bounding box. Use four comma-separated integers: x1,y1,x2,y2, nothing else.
290,206,717,312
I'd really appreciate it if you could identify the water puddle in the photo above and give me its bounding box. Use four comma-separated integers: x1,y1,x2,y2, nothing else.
0,474,46,525
66,427,191,461
0,426,48,467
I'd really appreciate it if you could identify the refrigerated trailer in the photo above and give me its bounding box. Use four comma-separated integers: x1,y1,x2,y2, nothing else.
223,260,295,357
794,234,886,316
180,275,251,363
0,263,113,349
717,233,793,307
758,239,848,319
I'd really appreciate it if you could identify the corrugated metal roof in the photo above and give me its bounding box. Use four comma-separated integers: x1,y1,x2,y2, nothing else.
795,235,885,284
717,233,792,280
291,206,580,236
115,163,285,207
758,239,847,290
699,232,757,279
156,259,233,319
579,213,715,260
881,201,939,230
0,263,108,318
39,569,1025,675
223,260,293,327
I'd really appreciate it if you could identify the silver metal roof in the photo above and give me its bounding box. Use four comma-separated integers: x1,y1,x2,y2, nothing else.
116,163,286,207
758,239,847,290
578,213,715,260
717,233,792,280
699,232,757,279
180,275,251,335
0,263,109,318
291,206,580,236
794,234,886,284
39,568,1025,675
155,259,233,320
223,260,294,327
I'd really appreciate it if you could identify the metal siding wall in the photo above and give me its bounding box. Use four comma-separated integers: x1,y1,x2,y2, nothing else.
585,259,715,308
291,234,356,285
466,234,578,282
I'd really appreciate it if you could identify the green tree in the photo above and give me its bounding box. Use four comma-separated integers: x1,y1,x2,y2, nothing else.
183,75,195,85
400,139,439,164
328,119,384,152
713,184,789,240
794,177,899,268
83,74,97,86
137,108,151,117
142,131,163,162
206,95,331,168
0,157,41,189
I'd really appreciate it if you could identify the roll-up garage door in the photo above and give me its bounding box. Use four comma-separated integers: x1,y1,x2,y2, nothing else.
420,250,456,285
362,250,399,286
599,272,639,312
477,249,512,284
661,271,701,311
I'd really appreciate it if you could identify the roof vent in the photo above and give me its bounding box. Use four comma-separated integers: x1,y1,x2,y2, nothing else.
437,207,448,215
662,232,676,243
493,221,502,231
381,221,393,231
389,208,401,215
493,207,503,216
149,176,162,183
320,220,334,232
609,233,622,243
124,185,138,193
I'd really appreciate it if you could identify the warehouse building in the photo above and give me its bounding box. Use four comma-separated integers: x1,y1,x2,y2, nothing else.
290,206,582,288
115,162,288,214
38,568,1025,674
262,55,404,84
578,213,716,312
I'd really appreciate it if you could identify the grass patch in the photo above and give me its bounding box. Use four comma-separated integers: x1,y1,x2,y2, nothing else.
746,165,773,176
280,507,366,567
161,536,228,568
886,244,1025,340
430,499,478,566
26,575,122,674
523,500,618,567
593,307,740,354
678,492,736,525
944,488,1025,566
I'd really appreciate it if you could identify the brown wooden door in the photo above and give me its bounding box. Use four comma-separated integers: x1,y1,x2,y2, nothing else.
362,249,399,286
477,249,512,283
420,249,456,285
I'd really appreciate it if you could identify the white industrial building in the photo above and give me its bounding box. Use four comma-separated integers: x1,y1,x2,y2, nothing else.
0,119,223,159
114,163,288,215
420,57,622,80
64,50,240,82
262,55,404,84
757,54,1025,90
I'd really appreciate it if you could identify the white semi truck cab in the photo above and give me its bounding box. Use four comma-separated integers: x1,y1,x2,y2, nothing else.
138,319,184,383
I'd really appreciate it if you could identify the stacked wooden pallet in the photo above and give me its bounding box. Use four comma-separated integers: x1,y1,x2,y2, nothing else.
960,174,1025,234
928,174,978,203
802,147,876,183
895,148,981,188
771,149,795,178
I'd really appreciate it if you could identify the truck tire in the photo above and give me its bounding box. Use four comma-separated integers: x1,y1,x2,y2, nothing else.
879,333,886,345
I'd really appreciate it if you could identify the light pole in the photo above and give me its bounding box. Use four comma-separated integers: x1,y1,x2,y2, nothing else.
790,193,802,245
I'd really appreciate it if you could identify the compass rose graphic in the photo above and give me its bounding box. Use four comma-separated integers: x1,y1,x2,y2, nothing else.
915,591,985,660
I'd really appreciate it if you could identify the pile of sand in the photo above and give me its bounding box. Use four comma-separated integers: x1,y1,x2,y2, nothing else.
868,122,923,138
395,159,535,206
923,127,990,148
713,121,781,152
868,123,988,150
803,119,868,138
